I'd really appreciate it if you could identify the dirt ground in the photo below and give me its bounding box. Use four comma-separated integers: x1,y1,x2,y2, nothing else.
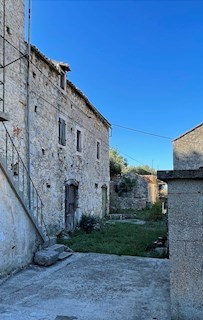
0,252,170,320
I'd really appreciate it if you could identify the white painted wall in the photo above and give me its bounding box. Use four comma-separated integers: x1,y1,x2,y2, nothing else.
0,168,40,277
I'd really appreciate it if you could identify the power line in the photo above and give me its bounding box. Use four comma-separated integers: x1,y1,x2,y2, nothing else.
1,34,174,145
118,150,145,166
112,124,173,140
0,35,110,147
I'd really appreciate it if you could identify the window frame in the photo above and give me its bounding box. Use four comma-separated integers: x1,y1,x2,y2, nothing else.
76,129,82,153
58,116,66,146
59,70,66,91
96,140,101,160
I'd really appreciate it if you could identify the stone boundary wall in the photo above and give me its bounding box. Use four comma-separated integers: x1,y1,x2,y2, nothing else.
158,169,203,319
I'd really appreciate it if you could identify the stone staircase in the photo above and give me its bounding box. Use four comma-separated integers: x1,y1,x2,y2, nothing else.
34,244,73,266
0,122,48,242
0,123,74,267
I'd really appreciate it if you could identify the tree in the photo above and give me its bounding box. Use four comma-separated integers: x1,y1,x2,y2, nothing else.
109,148,128,177
126,164,156,176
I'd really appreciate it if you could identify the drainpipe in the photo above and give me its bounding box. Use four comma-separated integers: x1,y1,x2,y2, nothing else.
26,0,31,208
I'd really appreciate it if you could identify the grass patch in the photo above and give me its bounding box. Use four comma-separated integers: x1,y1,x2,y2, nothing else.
59,219,168,258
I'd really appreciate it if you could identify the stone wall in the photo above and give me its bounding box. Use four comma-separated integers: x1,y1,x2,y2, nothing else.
28,49,110,233
110,173,150,212
158,170,203,319
0,0,110,237
173,123,203,170
0,168,40,277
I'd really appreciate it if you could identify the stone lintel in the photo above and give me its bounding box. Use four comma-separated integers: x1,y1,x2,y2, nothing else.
157,169,203,182
0,111,9,122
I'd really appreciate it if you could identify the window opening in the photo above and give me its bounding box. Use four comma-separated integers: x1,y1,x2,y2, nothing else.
60,71,66,90
97,141,101,160
76,130,82,152
59,117,66,146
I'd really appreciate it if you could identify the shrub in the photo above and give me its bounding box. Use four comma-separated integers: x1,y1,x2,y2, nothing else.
79,215,103,233
145,201,163,221
118,177,137,196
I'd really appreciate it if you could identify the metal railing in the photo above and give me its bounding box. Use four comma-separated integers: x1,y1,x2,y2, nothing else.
0,121,48,238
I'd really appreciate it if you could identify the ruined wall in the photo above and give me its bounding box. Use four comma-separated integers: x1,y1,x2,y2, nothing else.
0,168,40,276
144,175,158,203
110,173,149,212
173,124,203,170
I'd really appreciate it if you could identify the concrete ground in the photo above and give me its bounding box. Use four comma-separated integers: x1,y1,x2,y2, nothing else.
0,253,170,320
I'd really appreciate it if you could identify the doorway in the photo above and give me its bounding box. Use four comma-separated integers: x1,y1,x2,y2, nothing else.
101,185,107,217
65,181,78,231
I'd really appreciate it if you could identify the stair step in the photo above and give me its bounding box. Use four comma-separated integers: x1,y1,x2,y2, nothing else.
34,250,59,266
47,244,65,253
43,236,57,248
58,252,73,261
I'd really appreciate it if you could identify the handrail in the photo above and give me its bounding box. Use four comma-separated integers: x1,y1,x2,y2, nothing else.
0,122,48,239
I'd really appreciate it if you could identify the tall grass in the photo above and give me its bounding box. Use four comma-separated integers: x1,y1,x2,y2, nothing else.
59,219,167,258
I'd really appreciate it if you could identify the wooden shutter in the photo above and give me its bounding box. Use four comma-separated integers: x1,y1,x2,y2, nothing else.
59,117,66,146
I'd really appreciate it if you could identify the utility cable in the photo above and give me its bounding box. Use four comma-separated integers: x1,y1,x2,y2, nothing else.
119,151,145,166
112,124,173,140
29,90,110,148
1,34,174,144
3,55,27,68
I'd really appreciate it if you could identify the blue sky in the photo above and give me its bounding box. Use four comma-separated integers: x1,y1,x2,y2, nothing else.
29,0,203,170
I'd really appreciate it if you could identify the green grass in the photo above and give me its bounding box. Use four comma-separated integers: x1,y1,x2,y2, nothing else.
59,219,168,258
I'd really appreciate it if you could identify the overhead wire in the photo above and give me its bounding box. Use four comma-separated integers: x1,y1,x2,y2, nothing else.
112,124,173,140
1,32,175,145
0,33,110,147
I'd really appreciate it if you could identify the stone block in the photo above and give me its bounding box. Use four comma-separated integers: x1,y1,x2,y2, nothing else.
168,179,203,194
168,193,203,226
34,250,59,266
170,254,203,319
154,247,168,256
58,252,73,261
169,240,186,257
185,241,203,257
169,225,203,242
47,244,65,253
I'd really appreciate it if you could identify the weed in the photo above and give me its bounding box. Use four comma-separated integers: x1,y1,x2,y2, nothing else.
60,218,168,258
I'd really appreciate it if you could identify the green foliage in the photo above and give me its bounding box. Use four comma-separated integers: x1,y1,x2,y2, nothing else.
109,148,128,177
118,177,137,196
126,164,156,175
60,219,167,258
79,215,103,233
109,148,156,177
145,201,163,221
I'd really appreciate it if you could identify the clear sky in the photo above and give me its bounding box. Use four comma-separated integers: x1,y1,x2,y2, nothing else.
29,0,203,170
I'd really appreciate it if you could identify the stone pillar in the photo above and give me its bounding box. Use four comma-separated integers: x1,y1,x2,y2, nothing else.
158,170,203,320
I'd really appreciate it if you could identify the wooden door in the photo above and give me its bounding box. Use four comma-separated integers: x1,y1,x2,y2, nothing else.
102,185,107,217
65,184,78,231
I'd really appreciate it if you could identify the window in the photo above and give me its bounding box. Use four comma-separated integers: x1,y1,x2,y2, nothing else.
76,130,82,152
58,117,66,146
60,71,66,90
96,141,101,160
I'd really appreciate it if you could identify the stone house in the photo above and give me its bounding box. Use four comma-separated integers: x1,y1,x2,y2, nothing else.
0,0,110,276
158,123,203,319
173,122,203,170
